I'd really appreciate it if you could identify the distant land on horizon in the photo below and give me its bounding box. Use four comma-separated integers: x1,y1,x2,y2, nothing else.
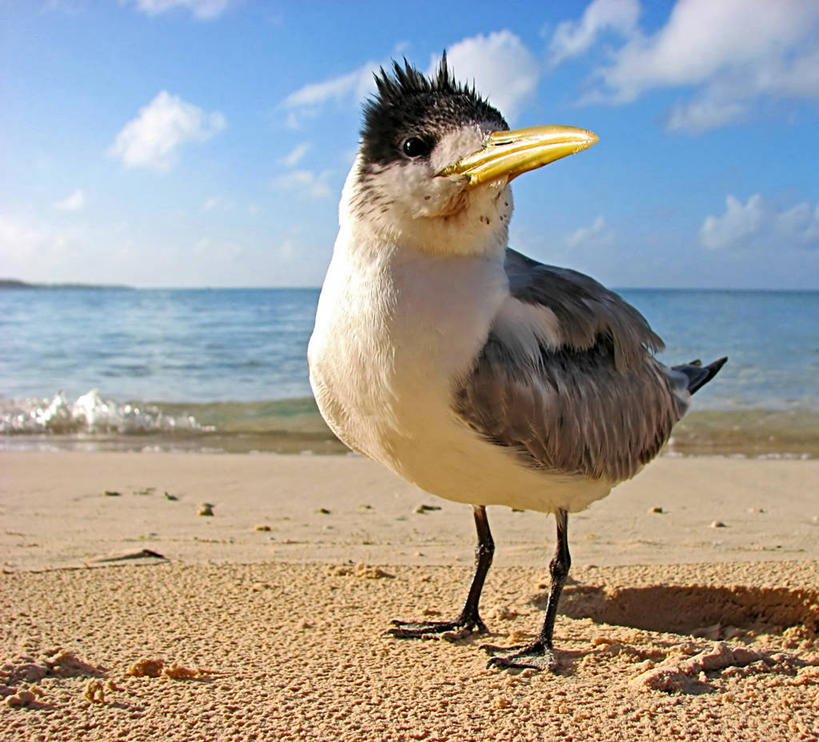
0,278,134,290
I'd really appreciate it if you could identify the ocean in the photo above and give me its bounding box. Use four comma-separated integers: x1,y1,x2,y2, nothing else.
1,286,817,457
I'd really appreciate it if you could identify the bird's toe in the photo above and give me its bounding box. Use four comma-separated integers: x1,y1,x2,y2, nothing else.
387,616,488,641
482,641,559,672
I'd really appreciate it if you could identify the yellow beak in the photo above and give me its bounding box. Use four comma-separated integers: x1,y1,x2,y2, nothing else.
438,125,599,187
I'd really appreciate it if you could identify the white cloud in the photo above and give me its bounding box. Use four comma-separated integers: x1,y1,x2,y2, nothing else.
271,169,333,199
281,142,311,168
53,189,86,212
701,194,819,251
592,0,819,101
282,66,374,109
0,214,48,264
193,236,242,261
554,0,819,132
0,213,83,280
109,91,225,171
666,94,748,134
128,0,232,20
777,202,819,246
44,0,86,14
430,31,539,121
280,32,538,127
283,111,301,130
281,61,380,126
700,195,764,251
201,196,233,212
548,0,639,66
566,215,617,250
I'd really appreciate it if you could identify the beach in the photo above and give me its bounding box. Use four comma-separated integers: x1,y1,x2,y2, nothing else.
2,451,818,740
4,0,819,738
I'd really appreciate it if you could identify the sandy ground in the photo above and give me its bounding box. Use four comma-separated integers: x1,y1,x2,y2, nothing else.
2,452,817,570
1,451,818,740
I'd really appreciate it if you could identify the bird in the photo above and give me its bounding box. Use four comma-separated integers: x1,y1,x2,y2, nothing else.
307,55,726,672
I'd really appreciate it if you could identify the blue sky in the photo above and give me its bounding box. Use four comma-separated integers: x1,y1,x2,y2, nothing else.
1,0,818,289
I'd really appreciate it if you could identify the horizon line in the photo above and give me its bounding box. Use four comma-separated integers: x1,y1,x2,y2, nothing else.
3,279,819,293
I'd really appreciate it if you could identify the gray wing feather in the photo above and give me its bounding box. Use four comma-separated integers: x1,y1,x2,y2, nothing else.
453,249,681,483
504,248,664,370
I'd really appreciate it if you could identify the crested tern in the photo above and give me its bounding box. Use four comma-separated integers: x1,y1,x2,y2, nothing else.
308,56,726,672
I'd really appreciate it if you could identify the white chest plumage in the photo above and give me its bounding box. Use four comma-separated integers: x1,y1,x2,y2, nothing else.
309,230,504,459
308,230,614,514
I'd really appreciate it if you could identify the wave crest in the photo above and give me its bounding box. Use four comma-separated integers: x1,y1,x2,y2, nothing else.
0,390,209,435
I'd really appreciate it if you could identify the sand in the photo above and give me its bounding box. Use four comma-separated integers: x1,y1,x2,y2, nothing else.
1,451,818,740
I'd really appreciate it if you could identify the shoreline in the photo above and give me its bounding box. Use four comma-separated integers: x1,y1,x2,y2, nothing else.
4,399,819,459
3,435,817,458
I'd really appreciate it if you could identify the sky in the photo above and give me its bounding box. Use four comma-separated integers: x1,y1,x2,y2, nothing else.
1,0,818,289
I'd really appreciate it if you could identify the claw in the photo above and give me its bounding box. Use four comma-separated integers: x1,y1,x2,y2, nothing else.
387,616,488,641
482,641,559,672
440,626,479,643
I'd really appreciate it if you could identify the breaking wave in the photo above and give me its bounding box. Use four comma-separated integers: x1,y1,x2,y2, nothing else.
0,390,209,435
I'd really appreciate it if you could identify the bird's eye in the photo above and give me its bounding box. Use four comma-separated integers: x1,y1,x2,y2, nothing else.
402,137,430,159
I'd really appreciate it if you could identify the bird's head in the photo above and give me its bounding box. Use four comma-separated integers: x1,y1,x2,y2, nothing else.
343,55,598,258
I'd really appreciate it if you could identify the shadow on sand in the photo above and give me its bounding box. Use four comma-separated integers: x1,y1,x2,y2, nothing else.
547,582,817,638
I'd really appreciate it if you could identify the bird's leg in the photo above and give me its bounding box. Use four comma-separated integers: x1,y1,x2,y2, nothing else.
483,509,571,671
388,505,494,641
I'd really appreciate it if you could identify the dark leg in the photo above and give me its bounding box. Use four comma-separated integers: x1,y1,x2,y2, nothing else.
483,509,571,671
388,505,494,640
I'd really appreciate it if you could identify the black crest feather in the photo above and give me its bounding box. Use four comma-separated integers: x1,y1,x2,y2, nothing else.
372,53,475,105
360,53,507,167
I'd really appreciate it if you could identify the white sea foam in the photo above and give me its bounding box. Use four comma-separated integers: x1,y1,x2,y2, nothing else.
0,390,207,435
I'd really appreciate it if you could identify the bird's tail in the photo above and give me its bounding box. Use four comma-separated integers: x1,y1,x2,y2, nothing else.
672,356,728,395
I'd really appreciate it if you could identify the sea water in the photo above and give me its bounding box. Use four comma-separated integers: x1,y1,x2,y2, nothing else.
1,286,817,456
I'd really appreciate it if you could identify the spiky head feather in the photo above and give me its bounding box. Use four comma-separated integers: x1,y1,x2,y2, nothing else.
360,54,507,167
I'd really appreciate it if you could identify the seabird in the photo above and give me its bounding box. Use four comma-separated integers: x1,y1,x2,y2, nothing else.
308,56,726,672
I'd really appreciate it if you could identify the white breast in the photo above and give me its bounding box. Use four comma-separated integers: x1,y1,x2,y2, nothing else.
308,229,614,514
309,227,503,455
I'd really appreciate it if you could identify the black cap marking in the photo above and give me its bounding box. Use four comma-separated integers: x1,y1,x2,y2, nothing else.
360,53,508,168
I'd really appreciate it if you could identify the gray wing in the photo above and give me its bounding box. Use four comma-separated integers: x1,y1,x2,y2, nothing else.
452,249,685,483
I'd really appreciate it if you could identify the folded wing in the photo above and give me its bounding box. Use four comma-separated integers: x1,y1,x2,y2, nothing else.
452,249,684,483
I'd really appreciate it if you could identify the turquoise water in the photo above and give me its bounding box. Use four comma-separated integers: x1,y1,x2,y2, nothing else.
1,286,817,455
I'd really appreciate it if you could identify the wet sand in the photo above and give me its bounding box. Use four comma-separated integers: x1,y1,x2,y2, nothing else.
1,451,818,740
